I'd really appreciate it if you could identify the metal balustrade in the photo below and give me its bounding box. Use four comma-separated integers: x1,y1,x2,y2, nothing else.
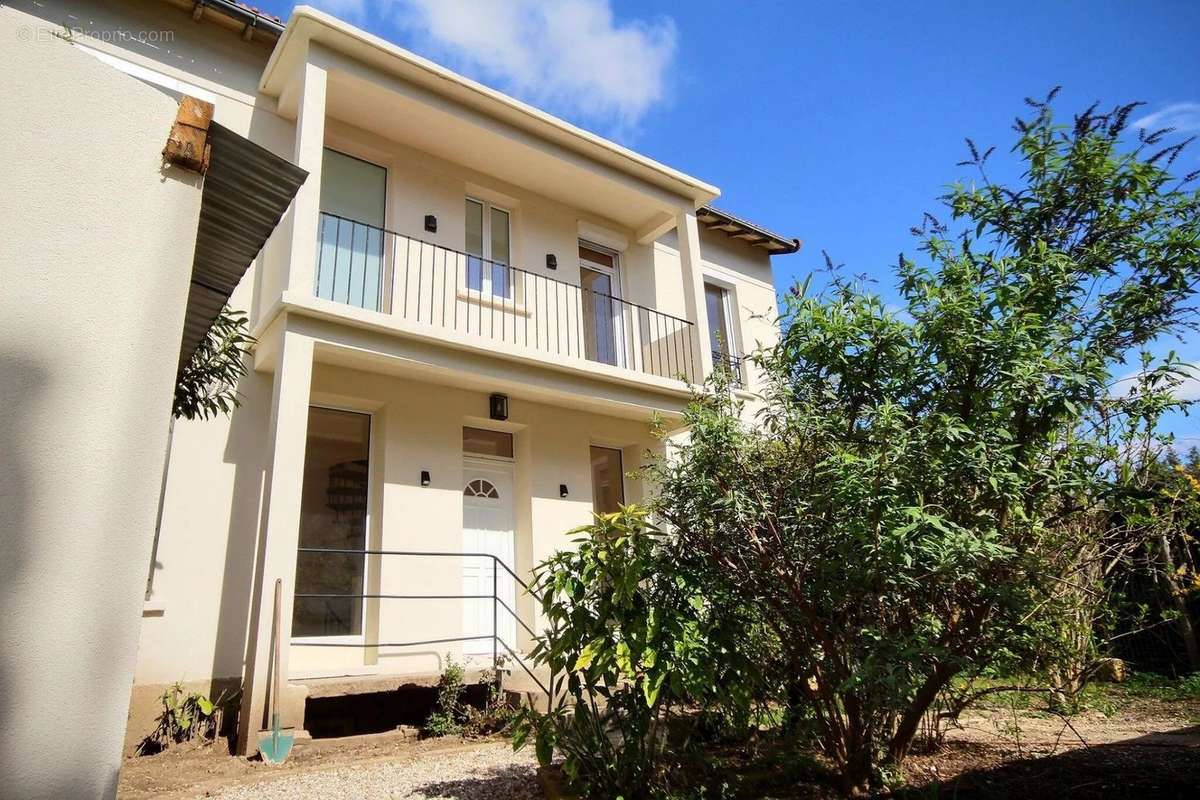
712,349,745,389
291,547,553,698
315,212,698,384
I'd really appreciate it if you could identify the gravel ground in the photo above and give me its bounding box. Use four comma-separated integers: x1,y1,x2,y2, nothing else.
206,741,541,800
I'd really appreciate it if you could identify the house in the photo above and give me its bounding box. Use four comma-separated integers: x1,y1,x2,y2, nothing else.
7,0,800,762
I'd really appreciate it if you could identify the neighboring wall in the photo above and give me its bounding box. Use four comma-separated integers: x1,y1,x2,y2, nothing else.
0,5,205,798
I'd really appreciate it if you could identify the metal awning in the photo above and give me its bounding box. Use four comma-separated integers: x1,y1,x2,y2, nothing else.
178,122,307,371
696,206,801,254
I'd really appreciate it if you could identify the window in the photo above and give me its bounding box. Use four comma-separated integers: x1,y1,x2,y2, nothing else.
465,198,512,298
464,479,500,498
293,407,371,638
704,282,734,357
463,426,514,458
590,446,625,513
580,242,623,367
705,282,743,387
316,149,387,311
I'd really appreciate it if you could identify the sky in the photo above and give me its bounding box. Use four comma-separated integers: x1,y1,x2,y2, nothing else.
255,0,1200,447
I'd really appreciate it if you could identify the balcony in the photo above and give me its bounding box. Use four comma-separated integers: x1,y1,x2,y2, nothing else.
311,212,699,385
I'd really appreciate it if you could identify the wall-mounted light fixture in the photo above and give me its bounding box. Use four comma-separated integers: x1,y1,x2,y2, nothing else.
424,214,437,233
559,484,569,498
420,470,431,487
546,254,557,270
489,393,509,421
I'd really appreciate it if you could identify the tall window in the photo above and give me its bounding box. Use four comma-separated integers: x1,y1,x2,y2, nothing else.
704,282,733,357
705,282,742,386
293,407,371,638
590,446,625,513
580,242,622,367
316,149,387,311
465,198,511,298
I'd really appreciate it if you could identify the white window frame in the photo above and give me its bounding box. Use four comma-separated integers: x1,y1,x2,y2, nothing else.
579,240,627,368
465,196,513,298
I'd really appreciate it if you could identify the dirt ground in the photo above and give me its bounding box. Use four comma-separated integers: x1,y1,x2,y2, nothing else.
118,693,1200,799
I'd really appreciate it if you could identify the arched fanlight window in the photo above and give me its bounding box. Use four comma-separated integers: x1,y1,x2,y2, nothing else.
463,478,500,499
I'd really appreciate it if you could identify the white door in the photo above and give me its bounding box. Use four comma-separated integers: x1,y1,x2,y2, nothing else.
462,459,516,656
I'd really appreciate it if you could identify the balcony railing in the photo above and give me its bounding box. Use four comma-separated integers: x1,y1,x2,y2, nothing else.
314,212,698,384
712,350,744,389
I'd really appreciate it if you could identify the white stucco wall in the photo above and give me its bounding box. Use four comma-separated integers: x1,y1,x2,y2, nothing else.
0,6,204,798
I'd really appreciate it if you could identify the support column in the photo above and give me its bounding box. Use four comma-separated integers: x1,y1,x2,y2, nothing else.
236,327,315,754
677,209,714,383
283,53,328,297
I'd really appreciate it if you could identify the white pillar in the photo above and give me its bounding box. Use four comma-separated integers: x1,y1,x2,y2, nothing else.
677,209,714,382
284,53,328,297
236,327,314,754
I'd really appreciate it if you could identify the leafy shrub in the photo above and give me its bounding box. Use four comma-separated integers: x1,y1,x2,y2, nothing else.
512,506,761,799
424,655,468,737
137,682,237,754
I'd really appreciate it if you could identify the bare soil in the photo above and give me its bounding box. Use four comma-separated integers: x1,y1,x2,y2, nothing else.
118,695,1200,799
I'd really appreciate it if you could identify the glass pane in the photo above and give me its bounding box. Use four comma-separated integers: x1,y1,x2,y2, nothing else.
579,244,615,268
293,407,371,637
582,268,617,366
590,446,625,513
317,149,386,311
465,199,484,291
463,426,514,458
705,283,731,355
490,208,511,298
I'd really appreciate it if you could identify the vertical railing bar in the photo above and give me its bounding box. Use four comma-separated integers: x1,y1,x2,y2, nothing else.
315,215,325,296
493,556,498,674
331,217,343,304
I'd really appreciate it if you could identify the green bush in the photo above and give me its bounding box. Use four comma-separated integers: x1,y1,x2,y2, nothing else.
137,682,237,755
512,507,761,799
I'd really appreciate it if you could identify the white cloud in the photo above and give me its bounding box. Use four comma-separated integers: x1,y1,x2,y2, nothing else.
1132,102,1200,133
385,0,677,134
1113,362,1200,401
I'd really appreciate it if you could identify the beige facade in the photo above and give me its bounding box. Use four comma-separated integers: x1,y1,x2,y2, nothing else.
6,0,796,761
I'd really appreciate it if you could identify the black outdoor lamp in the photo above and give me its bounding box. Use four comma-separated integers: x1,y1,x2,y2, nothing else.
420,470,431,487
424,214,437,233
560,484,569,498
546,253,557,270
489,393,509,421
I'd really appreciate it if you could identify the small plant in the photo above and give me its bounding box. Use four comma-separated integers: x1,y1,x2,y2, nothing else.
137,682,237,755
424,655,468,737
464,657,515,736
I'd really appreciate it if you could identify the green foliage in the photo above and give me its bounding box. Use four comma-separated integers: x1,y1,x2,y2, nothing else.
424,654,468,737
137,682,237,755
172,306,254,420
651,91,1200,794
512,506,763,799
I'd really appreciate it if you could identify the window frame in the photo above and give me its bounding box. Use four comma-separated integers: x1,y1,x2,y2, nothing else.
465,196,513,298
589,444,626,514
291,404,375,645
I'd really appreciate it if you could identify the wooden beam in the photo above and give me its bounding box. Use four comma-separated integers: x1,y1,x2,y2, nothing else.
162,95,213,174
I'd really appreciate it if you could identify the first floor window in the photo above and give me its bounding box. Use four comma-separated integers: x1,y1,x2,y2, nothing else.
465,197,512,298
590,445,625,514
292,407,371,637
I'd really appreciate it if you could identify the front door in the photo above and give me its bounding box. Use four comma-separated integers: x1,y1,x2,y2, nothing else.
461,459,516,655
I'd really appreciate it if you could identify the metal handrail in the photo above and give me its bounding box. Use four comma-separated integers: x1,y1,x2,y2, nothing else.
315,212,698,383
318,211,691,323
291,546,551,696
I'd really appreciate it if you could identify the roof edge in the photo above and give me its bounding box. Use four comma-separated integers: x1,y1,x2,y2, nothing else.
697,206,801,255
261,6,720,206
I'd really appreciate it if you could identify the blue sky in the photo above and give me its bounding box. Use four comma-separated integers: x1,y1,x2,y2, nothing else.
258,0,1200,446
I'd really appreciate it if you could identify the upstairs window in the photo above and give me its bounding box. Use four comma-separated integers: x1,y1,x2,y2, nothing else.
465,198,512,298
